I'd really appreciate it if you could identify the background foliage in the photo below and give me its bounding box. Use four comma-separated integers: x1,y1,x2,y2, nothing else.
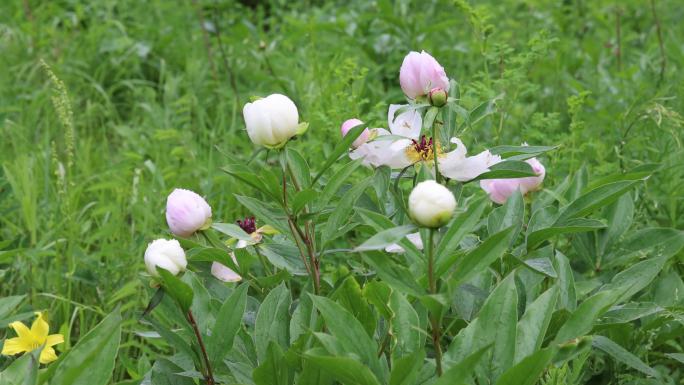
0,0,683,384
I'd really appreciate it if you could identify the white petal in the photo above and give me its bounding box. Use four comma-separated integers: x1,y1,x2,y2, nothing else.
385,232,424,253
439,138,501,182
388,104,422,140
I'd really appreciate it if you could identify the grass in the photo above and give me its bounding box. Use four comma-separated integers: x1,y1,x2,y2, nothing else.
1,0,683,382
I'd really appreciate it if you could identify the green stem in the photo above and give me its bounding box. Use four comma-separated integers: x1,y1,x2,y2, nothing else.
432,115,441,183
426,228,443,376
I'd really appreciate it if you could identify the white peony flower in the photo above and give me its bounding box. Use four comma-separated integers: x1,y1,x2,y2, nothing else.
408,180,456,228
243,94,300,148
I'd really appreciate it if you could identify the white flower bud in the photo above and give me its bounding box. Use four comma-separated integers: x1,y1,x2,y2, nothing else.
408,180,456,228
243,94,300,148
144,239,187,277
166,188,212,237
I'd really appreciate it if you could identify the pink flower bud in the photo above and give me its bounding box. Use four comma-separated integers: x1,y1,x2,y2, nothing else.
518,158,546,192
480,179,524,205
165,188,212,237
341,118,370,148
399,51,450,99
479,158,546,204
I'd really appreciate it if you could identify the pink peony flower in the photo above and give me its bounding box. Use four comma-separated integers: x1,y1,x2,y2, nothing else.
340,118,371,148
479,158,546,204
399,51,450,99
165,188,212,237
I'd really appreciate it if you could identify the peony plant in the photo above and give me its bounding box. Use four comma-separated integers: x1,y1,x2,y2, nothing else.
135,50,674,385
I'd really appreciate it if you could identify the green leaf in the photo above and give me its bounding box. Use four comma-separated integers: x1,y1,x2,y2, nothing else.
255,283,291,364
222,163,279,201
358,209,422,265
0,295,25,319
363,280,393,320
234,195,290,235
0,348,40,385
389,291,422,356
211,223,253,242
48,311,122,385
477,274,518,381
592,335,660,378
554,180,642,225
312,123,367,185
553,290,619,344
362,251,424,296
389,350,425,385
488,188,524,242
489,145,557,159
435,198,487,264
446,226,515,284
310,296,383,380
287,147,311,187
292,188,317,214
322,177,371,246
354,224,417,251
316,158,363,210
332,276,376,338
303,352,381,385
553,251,576,311
157,269,193,313
601,255,668,304
473,160,536,181
253,342,293,385
437,345,491,385
207,284,248,367
495,347,556,385
526,218,606,249
515,287,558,363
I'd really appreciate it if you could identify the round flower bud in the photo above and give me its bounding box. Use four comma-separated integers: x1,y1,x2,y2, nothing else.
166,188,212,237
340,118,371,148
243,94,299,148
399,51,450,99
518,158,546,192
479,158,545,204
408,180,456,228
144,239,187,277
428,87,448,107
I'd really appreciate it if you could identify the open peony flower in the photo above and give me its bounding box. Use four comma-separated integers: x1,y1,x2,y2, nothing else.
480,157,546,204
349,105,499,181
385,232,424,253
399,51,450,99
166,188,212,237
349,104,423,168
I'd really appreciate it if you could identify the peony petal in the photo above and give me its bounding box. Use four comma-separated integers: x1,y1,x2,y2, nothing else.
385,232,424,253
211,261,242,282
388,104,422,140
439,138,501,182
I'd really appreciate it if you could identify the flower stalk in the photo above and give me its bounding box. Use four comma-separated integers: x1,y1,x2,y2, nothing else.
186,310,215,385
426,228,443,376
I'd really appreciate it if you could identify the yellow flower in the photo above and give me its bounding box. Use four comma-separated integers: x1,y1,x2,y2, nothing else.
1,312,64,364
